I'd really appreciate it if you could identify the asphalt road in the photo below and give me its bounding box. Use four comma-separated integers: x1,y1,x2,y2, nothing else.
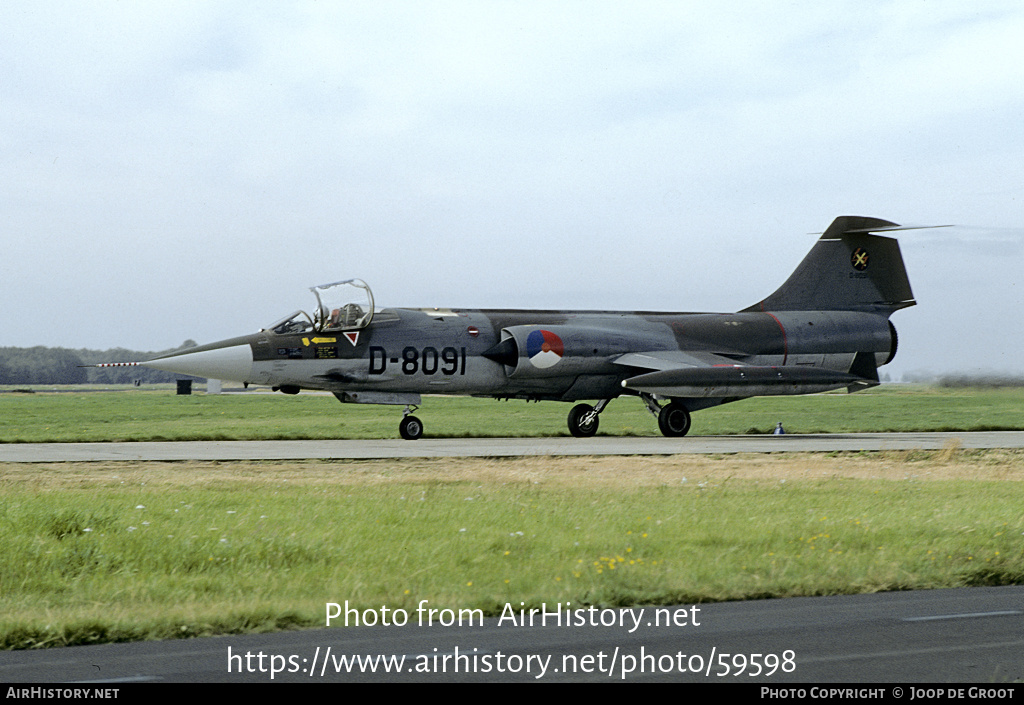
4,431,1024,462
2,586,1022,683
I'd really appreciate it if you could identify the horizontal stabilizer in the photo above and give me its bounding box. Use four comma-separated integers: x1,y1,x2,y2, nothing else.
820,223,952,236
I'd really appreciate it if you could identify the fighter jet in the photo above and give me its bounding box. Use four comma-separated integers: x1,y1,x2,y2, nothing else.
99,216,919,440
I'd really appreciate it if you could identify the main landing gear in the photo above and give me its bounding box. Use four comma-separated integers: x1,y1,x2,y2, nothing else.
657,402,691,437
641,393,692,437
399,405,423,440
403,396,692,440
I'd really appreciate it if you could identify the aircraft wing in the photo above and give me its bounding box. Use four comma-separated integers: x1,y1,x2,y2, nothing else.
614,350,878,398
614,350,744,371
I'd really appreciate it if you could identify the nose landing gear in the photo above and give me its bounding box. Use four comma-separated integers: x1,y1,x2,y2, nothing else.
567,399,610,437
399,405,423,440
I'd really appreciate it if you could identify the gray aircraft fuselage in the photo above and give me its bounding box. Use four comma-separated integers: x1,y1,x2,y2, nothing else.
178,308,891,401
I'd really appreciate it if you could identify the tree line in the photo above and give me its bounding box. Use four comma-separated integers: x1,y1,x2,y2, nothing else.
0,342,199,385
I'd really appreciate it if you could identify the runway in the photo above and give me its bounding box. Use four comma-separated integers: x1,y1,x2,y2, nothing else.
2,431,1024,462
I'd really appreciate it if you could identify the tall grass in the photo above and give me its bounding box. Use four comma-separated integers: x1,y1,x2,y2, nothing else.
3,454,1022,649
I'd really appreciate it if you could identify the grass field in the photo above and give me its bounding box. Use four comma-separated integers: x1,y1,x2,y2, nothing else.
2,451,1023,649
1,385,1023,650
2,384,1024,442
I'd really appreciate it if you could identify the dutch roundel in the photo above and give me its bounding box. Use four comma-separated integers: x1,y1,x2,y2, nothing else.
526,329,564,369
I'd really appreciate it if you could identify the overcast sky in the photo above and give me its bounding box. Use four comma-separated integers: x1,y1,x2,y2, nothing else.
3,1,1022,378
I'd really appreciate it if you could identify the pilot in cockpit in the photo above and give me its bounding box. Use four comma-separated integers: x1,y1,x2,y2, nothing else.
328,303,364,329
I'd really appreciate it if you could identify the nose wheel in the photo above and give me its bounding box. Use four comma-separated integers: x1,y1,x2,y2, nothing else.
399,406,423,440
567,399,610,437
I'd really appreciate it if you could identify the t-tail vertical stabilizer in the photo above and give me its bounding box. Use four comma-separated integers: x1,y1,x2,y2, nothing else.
744,216,917,314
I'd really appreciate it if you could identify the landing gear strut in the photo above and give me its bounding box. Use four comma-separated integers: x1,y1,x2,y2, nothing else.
399,405,423,440
567,399,610,437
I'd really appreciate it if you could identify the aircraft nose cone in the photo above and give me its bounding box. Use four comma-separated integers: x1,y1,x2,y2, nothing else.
142,341,254,383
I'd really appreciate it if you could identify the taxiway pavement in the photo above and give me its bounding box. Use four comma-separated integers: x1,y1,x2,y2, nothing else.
2,431,1024,462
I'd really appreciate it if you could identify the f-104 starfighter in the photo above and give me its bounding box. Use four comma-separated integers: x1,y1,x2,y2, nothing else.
101,216,920,439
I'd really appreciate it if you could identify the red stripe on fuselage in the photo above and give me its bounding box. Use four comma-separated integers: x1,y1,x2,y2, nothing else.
765,312,788,365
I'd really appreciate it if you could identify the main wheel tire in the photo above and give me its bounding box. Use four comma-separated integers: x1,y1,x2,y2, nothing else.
658,402,691,437
399,415,424,440
567,403,599,437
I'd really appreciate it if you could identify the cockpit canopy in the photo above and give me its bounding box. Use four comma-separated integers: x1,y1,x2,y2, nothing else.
266,279,375,336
